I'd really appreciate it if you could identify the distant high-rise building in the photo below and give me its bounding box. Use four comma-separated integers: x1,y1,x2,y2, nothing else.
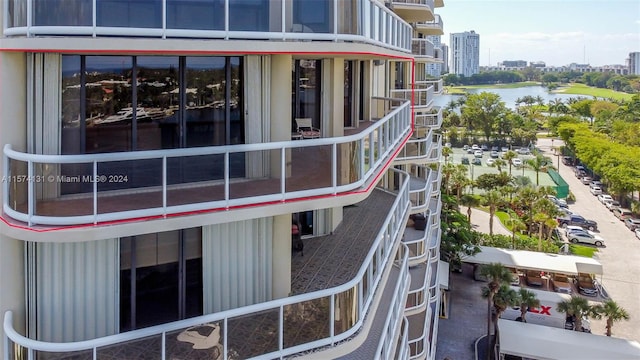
629,52,640,75
530,61,546,68
441,43,449,74
426,35,443,76
450,30,479,77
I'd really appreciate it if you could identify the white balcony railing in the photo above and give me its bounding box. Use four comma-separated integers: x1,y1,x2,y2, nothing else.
411,38,435,59
390,84,434,110
408,166,436,214
4,100,411,227
418,79,444,95
3,0,413,53
415,14,444,35
395,317,411,360
395,129,434,164
407,307,431,359
4,167,412,360
415,107,443,129
405,264,431,314
375,244,410,360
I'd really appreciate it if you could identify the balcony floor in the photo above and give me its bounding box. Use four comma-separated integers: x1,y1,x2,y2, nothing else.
292,189,396,294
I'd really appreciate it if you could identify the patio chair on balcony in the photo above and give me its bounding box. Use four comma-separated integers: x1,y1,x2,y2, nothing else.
295,118,321,139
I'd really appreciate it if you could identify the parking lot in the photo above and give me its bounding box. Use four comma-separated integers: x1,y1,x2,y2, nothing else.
537,138,640,341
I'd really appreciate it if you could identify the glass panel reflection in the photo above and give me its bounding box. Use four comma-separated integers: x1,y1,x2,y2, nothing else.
97,0,162,28
166,324,227,360
8,0,27,27
33,0,92,26
284,297,331,348
97,335,163,359
228,309,279,358
229,0,272,32
290,0,332,34
137,56,179,151
166,0,224,31
286,144,332,193
7,159,28,213
333,288,358,336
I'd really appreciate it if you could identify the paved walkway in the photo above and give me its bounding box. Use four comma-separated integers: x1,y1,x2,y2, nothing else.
460,206,512,237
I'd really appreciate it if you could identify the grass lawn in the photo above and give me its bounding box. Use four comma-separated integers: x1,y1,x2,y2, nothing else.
446,81,540,93
552,83,634,101
496,211,511,229
569,244,598,258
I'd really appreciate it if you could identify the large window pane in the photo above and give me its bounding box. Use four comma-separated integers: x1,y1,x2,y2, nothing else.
291,0,332,34
33,0,92,26
166,0,224,31
185,57,225,147
137,56,180,150
97,0,162,28
85,56,133,153
229,57,244,145
8,0,27,27
229,0,270,32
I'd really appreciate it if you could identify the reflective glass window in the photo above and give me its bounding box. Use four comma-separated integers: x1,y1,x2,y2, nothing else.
166,0,224,31
85,56,133,153
97,0,162,28
8,0,27,27
136,56,180,150
61,56,82,155
33,0,92,26
292,0,332,34
229,0,270,32
185,57,226,147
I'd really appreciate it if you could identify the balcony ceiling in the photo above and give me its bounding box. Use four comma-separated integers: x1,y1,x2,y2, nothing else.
415,23,444,36
392,5,435,23
434,0,445,7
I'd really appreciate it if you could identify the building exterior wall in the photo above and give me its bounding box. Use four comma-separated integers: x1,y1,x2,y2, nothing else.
630,52,640,75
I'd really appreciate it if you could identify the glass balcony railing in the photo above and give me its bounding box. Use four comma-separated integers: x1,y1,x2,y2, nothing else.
3,100,411,227
3,0,412,53
4,168,412,360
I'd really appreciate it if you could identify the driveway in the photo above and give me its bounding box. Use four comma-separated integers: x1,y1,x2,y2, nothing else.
537,138,640,341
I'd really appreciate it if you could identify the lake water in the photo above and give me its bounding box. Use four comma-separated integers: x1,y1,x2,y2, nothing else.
432,86,589,110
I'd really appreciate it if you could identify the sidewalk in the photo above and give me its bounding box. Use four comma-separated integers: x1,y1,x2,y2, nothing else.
460,206,512,237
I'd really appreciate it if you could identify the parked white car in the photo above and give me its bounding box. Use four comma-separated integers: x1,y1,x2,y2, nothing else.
589,186,603,196
606,200,621,211
568,231,605,247
474,150,483,158
486,158,495,166
512,158,523,167
597,194,613,204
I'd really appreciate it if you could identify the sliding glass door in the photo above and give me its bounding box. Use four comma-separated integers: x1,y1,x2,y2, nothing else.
120,228,202,331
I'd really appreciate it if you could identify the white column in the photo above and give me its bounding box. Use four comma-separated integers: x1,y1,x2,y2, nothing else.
0,51,27,355
269,54,292,177
272,214,291,299
326,58,345,233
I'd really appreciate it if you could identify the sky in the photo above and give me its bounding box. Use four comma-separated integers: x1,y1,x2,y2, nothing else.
437,0,640,66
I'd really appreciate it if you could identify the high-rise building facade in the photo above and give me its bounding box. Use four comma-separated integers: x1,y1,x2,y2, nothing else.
629,52,640,75
441,43,450,74
1,1,447,360
450,30,480,77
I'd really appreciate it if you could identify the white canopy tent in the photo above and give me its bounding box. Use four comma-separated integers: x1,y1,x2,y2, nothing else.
498,319,640,359
463,246,603,275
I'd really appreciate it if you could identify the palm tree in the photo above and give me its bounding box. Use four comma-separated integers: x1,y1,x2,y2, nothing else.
482,284,519,358
525,153,546,185
460,194,480,222
502,150,517,176
493,158,507,173
557,296,592,332
517,288,540,323
505,217,526,249
483,190,503,235
591,299,630,336
442,145,453,164
480,263,513,360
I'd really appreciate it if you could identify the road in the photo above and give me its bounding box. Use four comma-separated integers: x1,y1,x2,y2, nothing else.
536,138,640,341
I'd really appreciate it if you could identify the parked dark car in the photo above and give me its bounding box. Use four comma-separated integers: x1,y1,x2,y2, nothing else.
461,157,470,165
557,214,598,231
562,156,573,165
